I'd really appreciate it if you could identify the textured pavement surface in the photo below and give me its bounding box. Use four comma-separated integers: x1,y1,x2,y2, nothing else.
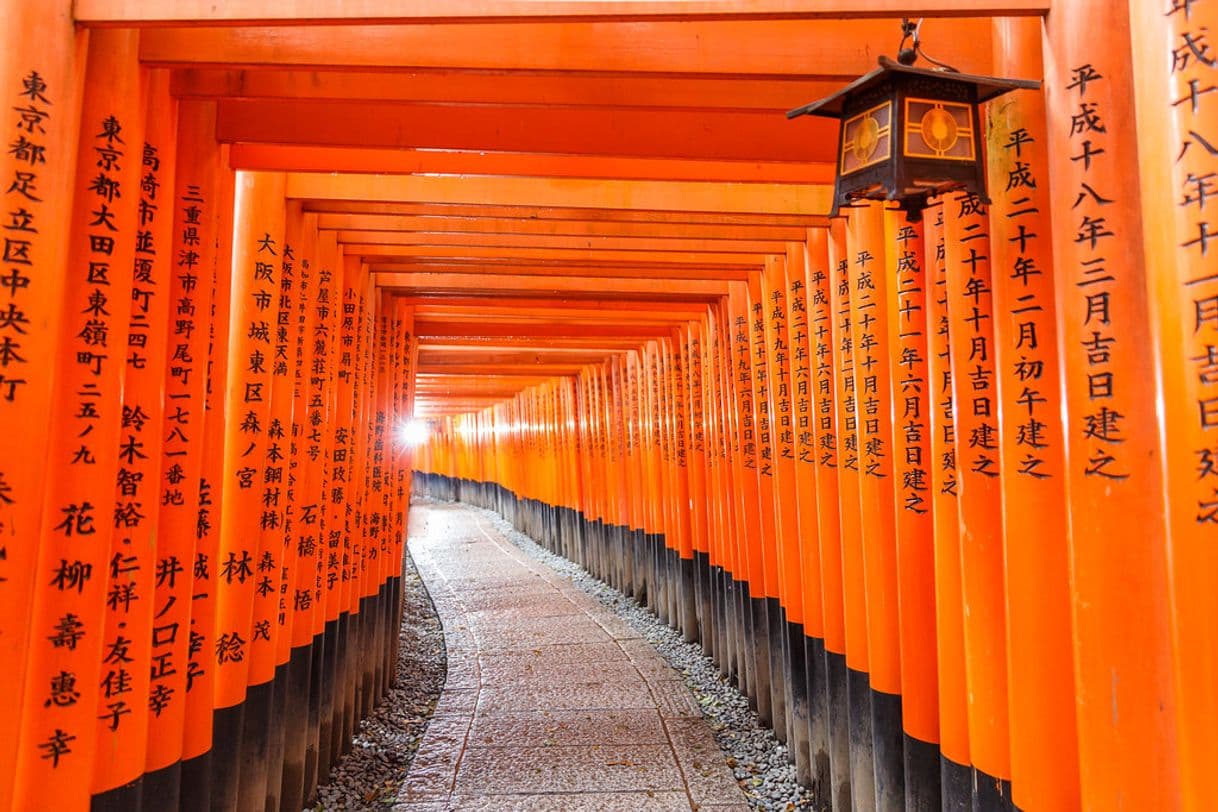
393,502,751,811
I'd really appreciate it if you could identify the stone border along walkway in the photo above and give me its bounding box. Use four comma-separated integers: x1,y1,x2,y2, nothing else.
394,501,754,812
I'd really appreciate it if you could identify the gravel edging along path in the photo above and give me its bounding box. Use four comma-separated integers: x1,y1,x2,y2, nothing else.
312,551,446,810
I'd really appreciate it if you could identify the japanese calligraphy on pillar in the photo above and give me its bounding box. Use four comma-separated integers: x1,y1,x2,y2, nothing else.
990,118,1058,481
94,118,177,786
922,205,969,773
851,224,887,481
0,72,48,409
752,291,774,479
17,31,145,802
0,69,56,679
883,211,940,749
809,237,837,471
768,279,793,467
149,141,214,765
946,193,1001,482
729,318,753,477
789,264,813,468
833,241,858,474
890,221,930,514
1165,2,1218,525
926,208,958,499
184,158,235,766
1129,1,1218,800
288,252,318,645
1064,63,1129,480
945,191,1012,788
215,173,283,703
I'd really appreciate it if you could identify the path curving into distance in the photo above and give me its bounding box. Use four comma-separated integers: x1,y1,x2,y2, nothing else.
393,502,751,812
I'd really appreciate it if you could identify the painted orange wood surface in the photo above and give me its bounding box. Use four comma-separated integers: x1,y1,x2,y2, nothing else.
1043,2,1179,806
987,16,1079,811
0,3,86,806
2,4,1213,810
14,30,146,809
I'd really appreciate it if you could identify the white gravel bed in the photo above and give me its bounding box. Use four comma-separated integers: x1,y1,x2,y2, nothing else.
312,553,446,810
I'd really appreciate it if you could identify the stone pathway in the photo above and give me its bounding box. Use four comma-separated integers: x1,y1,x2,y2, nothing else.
394,502,751,812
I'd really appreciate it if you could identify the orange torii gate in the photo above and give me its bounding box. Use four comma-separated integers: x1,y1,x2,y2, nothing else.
0,1,1213,811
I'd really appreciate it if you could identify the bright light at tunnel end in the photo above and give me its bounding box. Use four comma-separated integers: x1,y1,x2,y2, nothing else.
399,419,431,447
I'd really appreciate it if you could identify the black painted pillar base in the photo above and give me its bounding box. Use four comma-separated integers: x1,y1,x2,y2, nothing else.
303,634,325,805
266,660,291,812
942,755,972,812
179,750,212,812
824,650,852,812
805,636,831,812
749,596,773,725
209,702,244,811
280,644,313,812
973,767,1014,812
236,678,274,810
678,555,699,644
709,561,726,670
140,761,180,812
785,621,811,785
765,597,787,743
846,666,876,812
736,579,754,705
90,777,141,812
871,688,906,811
695,551,715,663
632,529,648,605
317,618,340,786
903,734,942,812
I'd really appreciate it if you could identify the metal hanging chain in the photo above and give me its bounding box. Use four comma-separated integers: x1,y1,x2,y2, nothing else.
897,17,961,73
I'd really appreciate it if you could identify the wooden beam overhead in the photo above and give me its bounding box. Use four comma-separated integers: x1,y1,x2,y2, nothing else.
349,244,770,267
421,338,645,350
285,173,832,216
418,350,619,364
415,320,676,338
335,230,787,255
408,296,710,314
229,144,834,184
301,200,830,227
416,364,588,376
82,1,1050,26
218,100,834,163
173,69,840,112
317,213,812,241
375,271,732,297
138,19,995,77
371,262,750,283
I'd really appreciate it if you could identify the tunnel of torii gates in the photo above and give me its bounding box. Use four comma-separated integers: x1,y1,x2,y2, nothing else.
0,0,1215,811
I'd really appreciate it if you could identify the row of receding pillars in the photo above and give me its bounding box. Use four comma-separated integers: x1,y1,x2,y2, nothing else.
0,22,419,812
412,5,1218,810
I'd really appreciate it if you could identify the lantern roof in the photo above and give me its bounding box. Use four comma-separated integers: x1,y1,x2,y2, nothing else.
786,55,1040,120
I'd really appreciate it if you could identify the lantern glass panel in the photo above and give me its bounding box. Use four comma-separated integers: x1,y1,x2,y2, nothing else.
903,98,975,162
839,100,893,175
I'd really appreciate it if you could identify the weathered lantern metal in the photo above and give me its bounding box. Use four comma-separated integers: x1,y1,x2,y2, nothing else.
787,25,1039,221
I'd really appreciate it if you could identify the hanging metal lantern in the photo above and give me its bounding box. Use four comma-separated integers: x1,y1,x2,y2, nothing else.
787,21,1039,221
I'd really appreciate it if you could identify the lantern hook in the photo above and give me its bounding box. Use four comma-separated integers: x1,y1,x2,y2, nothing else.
897,17,960,73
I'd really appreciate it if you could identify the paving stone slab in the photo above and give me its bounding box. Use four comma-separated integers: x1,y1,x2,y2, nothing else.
466,708,670,748
476,678,655,713
477,658,642,688
453,744,684,794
